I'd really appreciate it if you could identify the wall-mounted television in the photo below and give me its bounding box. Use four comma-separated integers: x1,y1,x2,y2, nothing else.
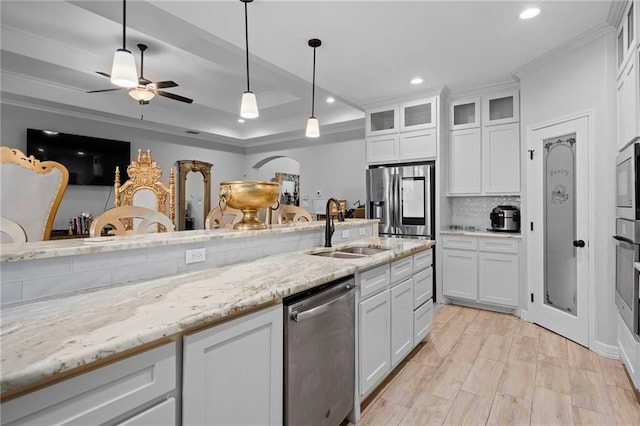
26,129,131,186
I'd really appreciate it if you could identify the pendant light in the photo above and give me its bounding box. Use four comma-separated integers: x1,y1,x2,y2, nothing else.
240,0,258,119
305,38,321,138
110,0,138,88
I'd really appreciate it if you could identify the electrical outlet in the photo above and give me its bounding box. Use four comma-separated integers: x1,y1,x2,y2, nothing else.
185,248,206,264
341,229,350,238
359,227,366,236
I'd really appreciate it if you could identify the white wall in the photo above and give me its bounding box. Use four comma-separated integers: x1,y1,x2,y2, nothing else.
1,104,246,230
518,31,617,349
244,139,367,214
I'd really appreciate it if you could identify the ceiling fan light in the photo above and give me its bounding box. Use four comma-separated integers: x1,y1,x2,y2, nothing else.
240,91,259,119
111,49,138,88
128,88,155,101
305,116,320,138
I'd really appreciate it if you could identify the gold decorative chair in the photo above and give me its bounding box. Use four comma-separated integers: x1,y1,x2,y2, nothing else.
205,207,243,229
114,149,175,230
90,206,175,237
0,146,69,241
272,205,313,224
0,217,27,244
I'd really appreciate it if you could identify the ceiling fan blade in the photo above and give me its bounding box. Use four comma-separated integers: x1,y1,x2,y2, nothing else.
138,77,152,86
150,81,178,89
95,71,111,79
156,90,193,104
86,88,123,93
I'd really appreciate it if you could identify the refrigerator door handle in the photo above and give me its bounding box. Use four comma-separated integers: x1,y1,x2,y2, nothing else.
395,169,402,235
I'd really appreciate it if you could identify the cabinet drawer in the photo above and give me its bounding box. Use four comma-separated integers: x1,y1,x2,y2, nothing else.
117,398,176,426
1,343,176,426
442,235,478,250
359,263,391,299
390,256,413,286
413,249,432,273
413,299,433,346
479,238,519,254
413,267,433,309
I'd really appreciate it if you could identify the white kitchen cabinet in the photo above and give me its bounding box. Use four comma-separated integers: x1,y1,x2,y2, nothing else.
481,90,519,126
391,256,413,285
617,312,640,389
359,263,391,299
400,97,437,131
449,97,481,130
366,134,399,163
390,278,414,367
1,343,177,426
617,0,637,74
359,289,391,396
413,267,433,309
414,299,434,345
482,123,520,194
478,252,519,306
442,248,478,300
365,96,441,164
182,305,282,426
448,128,482,194
399,129,437,160
616,50,640,150
366,105,398,136
443,235,520,308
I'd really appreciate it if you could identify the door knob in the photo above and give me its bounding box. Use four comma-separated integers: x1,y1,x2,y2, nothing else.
573,240,585,248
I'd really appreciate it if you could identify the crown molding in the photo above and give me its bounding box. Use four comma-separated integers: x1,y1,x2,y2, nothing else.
607,0,627,27
361,86,449,110
447,80,520,101
512,23,615,79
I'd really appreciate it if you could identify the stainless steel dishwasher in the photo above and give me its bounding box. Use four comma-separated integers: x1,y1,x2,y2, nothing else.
284,276,355,426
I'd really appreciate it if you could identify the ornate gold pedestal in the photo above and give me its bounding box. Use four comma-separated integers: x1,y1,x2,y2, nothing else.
219,181,280,230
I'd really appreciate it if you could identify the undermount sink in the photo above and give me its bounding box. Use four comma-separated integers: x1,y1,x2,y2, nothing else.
308,246,391,259
310,251,367,259
337,246,390,255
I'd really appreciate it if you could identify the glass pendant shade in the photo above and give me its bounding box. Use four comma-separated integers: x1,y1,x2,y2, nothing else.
240,91,259,119
128,88,154,101
305,116,320,138
111,49,138,88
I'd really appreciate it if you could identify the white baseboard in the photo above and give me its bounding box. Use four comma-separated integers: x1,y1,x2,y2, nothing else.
592,340,620,359
519,309,530,322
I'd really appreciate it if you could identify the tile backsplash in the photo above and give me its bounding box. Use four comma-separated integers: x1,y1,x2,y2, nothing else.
450,196,521,231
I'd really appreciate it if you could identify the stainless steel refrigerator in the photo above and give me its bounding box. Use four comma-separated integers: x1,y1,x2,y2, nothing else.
366,163,434,238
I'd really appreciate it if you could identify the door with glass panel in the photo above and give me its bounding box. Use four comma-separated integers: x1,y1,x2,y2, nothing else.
527,115,590,346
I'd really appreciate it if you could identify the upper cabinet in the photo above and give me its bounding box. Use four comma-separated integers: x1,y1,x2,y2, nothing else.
449,97,481,130
366,106,399,136
366,96,440,164
400,98,437,131
617,0,638,75
481,90,519,127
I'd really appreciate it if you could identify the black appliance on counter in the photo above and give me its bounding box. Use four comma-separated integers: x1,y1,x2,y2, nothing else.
489,205,521,232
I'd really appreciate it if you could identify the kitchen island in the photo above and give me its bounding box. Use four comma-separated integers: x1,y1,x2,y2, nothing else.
0,225,434,401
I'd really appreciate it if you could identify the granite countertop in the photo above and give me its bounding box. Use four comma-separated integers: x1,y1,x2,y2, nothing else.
0,219,376,263
440,230,522,239
0,236,434,397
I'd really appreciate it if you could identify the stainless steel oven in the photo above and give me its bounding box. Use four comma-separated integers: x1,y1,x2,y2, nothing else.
616,142,640,220
614,218,640,337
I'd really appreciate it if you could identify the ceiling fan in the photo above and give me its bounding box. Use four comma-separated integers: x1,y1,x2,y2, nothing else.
88,44,193,105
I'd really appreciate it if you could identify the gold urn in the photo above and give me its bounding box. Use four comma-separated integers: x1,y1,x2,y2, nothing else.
219,181,280,230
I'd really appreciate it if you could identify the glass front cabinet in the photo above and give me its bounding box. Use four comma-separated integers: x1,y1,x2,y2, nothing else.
481,90,519,127
366,106,399,136
400,98,437,132
449,97,481,130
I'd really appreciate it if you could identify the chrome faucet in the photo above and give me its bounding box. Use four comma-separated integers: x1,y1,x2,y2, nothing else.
324,198,345,247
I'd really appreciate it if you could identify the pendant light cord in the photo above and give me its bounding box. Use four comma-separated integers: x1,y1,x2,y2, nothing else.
244,1,250,92
311,46,316,117
122,0,127,50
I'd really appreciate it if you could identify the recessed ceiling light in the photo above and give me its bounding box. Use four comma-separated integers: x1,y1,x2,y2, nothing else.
42,130,58,135
519,7,540,19
238,118,245,123
410,77,424,85
326,96,335,104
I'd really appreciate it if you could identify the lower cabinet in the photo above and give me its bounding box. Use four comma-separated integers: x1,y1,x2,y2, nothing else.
443,235,520,308
1,343,177,426
182,305,283,426
390,279,414,367
359,289,391,397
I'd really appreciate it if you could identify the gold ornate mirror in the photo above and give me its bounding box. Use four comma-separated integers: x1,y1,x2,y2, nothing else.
175,160,213,231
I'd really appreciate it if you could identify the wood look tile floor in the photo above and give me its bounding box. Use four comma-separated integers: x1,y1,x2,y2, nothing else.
354,305,640,426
